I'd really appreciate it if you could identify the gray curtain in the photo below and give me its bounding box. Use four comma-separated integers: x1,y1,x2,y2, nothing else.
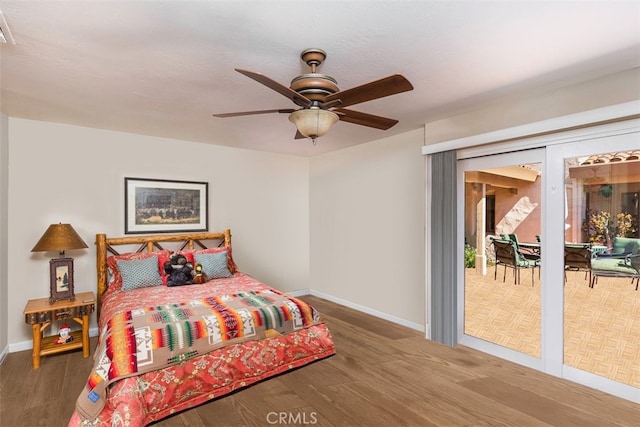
430,150,457,346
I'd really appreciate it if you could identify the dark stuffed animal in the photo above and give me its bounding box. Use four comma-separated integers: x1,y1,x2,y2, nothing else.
163,253,194,287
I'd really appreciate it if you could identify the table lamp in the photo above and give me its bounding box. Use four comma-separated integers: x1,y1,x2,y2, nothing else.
31,223,88,302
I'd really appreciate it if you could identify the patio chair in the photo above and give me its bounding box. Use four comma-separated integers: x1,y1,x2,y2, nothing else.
502,233,540,262
564,243,592,285
591,252,640,291
491,238,539,286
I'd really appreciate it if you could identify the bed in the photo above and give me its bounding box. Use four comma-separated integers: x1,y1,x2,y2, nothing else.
69,230,335,426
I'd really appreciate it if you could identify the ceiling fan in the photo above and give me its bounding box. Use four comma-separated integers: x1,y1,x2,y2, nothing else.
213,48,414,144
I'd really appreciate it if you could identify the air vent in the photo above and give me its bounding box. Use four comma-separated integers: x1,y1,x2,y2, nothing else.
0,11,16,44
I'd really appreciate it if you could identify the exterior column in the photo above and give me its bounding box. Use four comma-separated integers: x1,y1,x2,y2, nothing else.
476,183,487,275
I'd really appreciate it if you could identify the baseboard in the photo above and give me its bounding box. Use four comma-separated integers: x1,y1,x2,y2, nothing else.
286,288,311,297
289,288,424,332
8,340,32,353
7,327,101,355
309,289,425,332
4,290,425,356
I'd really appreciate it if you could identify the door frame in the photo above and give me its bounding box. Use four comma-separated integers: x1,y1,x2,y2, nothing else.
451,123,640,403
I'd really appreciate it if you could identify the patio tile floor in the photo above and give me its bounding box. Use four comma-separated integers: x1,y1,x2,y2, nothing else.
464,268,639,387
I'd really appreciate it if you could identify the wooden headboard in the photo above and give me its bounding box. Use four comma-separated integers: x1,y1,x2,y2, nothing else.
95,229,231,317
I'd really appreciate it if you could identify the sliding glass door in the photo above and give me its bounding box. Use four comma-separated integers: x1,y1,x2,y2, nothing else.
457,129,640,403
548,135,639,400
458,149,544,367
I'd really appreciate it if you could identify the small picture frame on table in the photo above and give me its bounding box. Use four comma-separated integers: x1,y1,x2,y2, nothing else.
50,258,75,302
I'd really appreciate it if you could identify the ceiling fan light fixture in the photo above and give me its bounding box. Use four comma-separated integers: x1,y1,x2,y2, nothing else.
288,108,339,142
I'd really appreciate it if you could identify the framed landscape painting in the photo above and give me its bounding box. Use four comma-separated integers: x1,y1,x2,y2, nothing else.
125,178,208,234
49,258,75,302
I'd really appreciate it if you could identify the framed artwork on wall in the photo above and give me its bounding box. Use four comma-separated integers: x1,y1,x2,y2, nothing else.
124,177,208,234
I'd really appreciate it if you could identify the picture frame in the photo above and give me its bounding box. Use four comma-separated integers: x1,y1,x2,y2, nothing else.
50,258,75,302
125,177,208,234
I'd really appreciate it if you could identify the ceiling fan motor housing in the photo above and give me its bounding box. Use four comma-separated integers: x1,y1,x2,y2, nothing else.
289,48,339,103
290,74,339,103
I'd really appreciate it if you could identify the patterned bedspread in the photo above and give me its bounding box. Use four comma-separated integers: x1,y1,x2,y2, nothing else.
71,273,335,426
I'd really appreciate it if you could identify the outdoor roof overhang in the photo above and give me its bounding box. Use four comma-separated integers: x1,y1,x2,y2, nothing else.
569,159,640,185
466,165,539,189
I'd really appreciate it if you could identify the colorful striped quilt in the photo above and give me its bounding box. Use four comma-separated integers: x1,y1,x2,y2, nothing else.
75,289,321,422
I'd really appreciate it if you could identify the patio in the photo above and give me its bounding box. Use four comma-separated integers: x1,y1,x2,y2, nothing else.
464,268,639,387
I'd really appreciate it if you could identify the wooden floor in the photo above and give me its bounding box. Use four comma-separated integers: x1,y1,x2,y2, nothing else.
1,296,639,427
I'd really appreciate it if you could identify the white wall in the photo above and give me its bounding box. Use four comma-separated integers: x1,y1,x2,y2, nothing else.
0,113,8,359
7,118,310,346
309,129,426,329
423,68,640,145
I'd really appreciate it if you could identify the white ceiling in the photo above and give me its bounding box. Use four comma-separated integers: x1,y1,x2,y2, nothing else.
0,1,639,157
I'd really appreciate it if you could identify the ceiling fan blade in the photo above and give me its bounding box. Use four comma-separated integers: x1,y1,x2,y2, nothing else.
213,109,295,118
334,108,399,130
235,69,312,108
325,74,413,108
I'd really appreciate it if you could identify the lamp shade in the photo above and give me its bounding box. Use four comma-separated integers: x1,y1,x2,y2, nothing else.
288,108,339,140
31,223,88,253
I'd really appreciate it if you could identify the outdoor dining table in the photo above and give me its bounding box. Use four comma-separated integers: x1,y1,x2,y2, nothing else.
520,242,540,250
518,242,541,260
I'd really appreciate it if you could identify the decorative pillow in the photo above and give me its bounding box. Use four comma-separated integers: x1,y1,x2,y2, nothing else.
194,251,232,279
190,246,238,274
106,250,170,290
116,255,163,291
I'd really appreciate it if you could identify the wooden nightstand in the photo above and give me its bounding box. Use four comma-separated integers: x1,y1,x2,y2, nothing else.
23,291,95,369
